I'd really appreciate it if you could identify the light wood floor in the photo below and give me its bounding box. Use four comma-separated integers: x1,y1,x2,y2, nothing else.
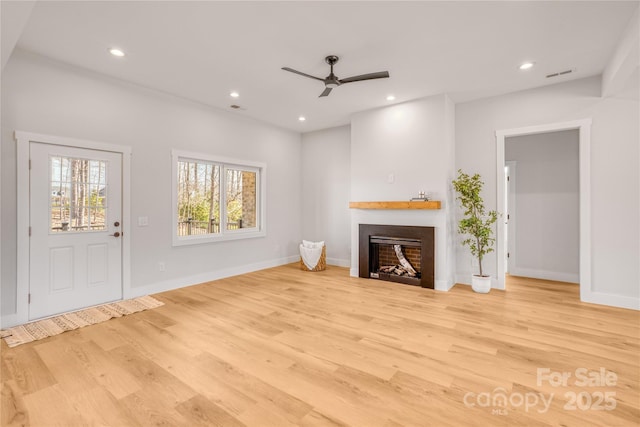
2,264,639,426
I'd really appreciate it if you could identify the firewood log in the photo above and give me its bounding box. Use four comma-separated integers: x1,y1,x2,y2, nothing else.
393,245,417,275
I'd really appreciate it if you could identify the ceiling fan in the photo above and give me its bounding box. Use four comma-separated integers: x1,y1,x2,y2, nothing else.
282,55,390,97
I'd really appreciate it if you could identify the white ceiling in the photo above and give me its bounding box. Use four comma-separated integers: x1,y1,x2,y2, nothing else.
10,1,639,132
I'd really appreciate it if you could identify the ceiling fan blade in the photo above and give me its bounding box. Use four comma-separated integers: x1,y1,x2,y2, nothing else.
339,71,390,84
319,87,332,97
281,67,324,82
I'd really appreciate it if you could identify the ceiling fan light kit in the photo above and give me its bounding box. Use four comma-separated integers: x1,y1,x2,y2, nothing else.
282,55,390,97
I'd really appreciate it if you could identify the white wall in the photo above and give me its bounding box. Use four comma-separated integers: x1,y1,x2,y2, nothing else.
456,76,639,307
0,1,36,70
350,94,456,290
301,125,351,266
1,51,302,322
602,6,639,97
505,130,579,283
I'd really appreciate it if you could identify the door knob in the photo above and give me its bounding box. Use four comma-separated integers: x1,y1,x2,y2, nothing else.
114,221,120,227
109,232,121,237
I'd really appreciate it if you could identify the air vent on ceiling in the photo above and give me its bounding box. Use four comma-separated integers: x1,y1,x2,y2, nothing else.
546,69,575,79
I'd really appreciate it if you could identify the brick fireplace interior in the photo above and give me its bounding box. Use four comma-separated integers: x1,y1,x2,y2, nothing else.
358,224,435,288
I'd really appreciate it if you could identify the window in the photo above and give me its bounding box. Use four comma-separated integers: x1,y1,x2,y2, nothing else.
172,150,265,245
176,160,221,236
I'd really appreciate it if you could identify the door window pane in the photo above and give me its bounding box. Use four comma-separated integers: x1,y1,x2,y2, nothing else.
50,156,107,232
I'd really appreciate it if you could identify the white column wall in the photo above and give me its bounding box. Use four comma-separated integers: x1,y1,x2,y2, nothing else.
350,94,456,290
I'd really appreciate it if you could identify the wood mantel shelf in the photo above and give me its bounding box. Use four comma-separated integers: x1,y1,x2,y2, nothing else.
349,201,441,210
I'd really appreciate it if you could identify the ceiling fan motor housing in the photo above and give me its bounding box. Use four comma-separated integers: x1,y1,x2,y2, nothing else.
325,76,340,88
325,56,340,87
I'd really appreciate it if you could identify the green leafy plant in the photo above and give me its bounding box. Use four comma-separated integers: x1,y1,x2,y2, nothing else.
452,169,498,277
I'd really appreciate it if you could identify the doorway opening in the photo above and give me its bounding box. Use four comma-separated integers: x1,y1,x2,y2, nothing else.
504,130,579,284
495,119,592,302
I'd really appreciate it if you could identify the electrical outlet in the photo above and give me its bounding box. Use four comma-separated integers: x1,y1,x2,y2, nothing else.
158,262,165,272
138,216,149,226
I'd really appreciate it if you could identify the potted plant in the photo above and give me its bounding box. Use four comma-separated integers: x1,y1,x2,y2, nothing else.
452,169,498,293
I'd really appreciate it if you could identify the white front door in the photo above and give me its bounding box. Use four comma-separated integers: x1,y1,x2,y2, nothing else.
29,142,123,320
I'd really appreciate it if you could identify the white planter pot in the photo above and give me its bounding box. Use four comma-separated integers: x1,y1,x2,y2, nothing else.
471,275,492,293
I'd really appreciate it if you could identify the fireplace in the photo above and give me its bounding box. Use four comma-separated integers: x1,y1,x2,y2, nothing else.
359,224,435,288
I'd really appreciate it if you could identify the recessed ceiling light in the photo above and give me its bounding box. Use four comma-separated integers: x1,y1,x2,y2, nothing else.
298,116,306,122
109,48,125,57
386,95,396,101
519,62,534,70
230,91,239,98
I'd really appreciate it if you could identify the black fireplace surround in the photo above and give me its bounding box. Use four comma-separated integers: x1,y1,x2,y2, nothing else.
359,224,435,289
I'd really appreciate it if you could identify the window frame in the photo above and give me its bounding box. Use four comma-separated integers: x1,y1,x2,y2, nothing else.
171,150,266,246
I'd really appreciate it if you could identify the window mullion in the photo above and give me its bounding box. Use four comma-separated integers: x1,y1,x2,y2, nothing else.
220,164,228,236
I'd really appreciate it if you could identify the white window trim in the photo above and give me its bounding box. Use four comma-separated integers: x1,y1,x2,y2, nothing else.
171,150,266,246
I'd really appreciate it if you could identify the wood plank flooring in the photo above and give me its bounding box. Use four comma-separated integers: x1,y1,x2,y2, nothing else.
2,264,639,426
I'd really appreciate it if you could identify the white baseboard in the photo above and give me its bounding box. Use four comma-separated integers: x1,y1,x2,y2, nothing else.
581,290,639,311
326,258,350,268
456,273,638,310
435,279,455,292
125,255,299,299
455,274,471,286
509,267,579,284
0,313,20,329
